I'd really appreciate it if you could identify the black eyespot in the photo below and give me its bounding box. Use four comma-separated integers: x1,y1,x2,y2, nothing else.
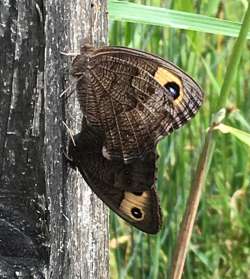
131,207,143,219
132,192,143,196
164,82,180,100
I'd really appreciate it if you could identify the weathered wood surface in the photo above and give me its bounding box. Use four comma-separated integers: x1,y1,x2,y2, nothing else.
0,0,109,278
0,0,48,277
45,0,109,278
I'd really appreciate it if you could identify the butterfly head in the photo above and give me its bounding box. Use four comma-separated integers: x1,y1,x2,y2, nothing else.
71,45,94,78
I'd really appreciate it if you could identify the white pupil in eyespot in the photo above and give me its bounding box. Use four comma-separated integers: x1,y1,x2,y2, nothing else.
131,207,142,219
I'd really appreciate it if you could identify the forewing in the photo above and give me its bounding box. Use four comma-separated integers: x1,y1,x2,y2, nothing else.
72,46,203,162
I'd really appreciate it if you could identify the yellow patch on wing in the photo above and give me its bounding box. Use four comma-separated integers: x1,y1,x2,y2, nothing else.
119,191,151,221
154,67,184,105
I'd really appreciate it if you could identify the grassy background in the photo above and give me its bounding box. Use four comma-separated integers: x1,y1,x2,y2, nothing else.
108,1,250,278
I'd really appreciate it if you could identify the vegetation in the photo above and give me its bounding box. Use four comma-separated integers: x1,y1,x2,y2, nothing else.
108,1,250,278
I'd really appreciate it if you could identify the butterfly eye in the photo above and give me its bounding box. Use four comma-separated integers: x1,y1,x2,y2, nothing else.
131,207,143,219
164,82,180,100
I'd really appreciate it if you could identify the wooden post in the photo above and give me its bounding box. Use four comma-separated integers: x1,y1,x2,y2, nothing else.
0,0,109,278
45,0,109,278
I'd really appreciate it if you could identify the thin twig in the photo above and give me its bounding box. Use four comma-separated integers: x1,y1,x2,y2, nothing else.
169,128,214,279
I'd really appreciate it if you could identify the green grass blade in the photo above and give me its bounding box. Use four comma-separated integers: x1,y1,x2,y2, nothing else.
109,0,250,39
214,123,250,147
217,3,250,108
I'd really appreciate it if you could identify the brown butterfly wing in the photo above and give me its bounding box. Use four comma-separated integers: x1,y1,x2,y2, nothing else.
68,119,162,234
72,46,203,162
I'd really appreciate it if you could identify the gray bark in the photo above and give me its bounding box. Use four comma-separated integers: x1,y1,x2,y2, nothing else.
0,0,48,277
0,0,109,278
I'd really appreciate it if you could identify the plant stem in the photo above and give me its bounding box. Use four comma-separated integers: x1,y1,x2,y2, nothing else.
170,3,250,279
217,3,250,109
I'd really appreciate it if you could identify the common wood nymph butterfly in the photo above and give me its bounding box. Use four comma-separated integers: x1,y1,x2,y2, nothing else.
68,118,162,234
71,45,203,163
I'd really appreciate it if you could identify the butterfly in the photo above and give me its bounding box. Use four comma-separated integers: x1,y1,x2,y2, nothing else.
71,45,203,163
68,118,162,234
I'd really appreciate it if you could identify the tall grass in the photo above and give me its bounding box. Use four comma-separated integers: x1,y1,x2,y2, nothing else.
108,1,250,278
